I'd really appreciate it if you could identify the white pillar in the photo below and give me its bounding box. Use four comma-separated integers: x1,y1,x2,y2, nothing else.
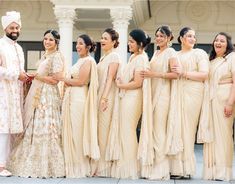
110,7,132,63
54,6,76,69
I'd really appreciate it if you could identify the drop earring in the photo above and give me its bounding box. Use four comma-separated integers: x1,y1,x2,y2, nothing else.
167,41,172,47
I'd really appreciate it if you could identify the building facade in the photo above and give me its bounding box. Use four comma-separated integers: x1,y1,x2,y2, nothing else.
1,0,235,72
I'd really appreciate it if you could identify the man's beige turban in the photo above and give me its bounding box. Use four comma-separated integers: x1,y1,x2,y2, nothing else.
1,11,21,30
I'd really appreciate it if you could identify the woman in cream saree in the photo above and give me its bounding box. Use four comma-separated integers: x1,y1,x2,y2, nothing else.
167,27,209,178
54,34,99,178
110,29,153,179
201,32,235,181
8,30,65,178
141,25,179,180
96,28,120,177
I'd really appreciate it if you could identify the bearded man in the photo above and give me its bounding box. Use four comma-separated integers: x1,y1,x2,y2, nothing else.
0,11,28,177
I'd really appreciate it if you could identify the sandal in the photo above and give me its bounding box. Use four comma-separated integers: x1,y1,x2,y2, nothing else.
0,169,12,177
170,175,183,179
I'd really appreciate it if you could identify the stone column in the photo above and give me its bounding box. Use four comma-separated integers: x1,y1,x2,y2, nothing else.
110,7,132,64
54,6,76,69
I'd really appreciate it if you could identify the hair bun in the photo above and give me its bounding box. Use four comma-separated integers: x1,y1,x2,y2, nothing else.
78,34,96,53
90,41,96,53
145,35,151,46
177,35,181,44
129,29,151,49
103,28,119,48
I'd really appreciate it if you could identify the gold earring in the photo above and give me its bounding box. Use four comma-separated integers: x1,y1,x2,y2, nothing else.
167,41,172,47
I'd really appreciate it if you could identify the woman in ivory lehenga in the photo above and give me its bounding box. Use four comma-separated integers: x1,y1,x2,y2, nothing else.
110,29,153,179
8,30,65,178
95,28,121,177
166,27,209,179
53,34,99,178
140,25,179,180
199,32,235,181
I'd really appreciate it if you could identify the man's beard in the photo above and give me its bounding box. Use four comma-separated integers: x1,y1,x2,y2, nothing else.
6,32,20,41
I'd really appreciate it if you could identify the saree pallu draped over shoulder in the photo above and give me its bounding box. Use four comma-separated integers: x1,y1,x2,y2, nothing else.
109,52,153,179
62,56,99,178
149,48,178,180
166,49,209,177
95,52,121,177
202,52,235,181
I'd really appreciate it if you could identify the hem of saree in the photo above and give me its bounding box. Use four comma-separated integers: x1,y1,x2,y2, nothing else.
169,157,196,177
65,163,91,178
111,160,139,179
149,158,170,180
96,161,112,177
203,166,232,181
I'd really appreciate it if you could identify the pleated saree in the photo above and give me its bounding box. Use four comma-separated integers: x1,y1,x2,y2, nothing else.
149,48,177,180
62,56,99,178
202,52,235,181
109,52,153,179
96,52,121,177
166,48,209,177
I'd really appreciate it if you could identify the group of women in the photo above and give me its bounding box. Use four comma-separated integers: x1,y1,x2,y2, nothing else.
5,25,235,181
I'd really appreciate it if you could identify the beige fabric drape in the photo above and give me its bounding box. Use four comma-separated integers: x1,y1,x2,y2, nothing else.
62,56,99,178
110,52,153,179
166,49,209,177
149,48,177,180
203,52,235,181
83,60,100,160
95,52,121,177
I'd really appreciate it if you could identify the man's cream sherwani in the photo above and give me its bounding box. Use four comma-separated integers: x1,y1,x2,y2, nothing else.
0,35,24,134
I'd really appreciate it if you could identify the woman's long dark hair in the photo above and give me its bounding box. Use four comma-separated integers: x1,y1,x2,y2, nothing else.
209,32,234,61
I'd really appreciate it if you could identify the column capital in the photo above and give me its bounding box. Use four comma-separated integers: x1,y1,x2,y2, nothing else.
54,6,76,25
110,7,133,27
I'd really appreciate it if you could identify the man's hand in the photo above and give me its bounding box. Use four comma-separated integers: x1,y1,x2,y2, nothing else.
18,72,28,82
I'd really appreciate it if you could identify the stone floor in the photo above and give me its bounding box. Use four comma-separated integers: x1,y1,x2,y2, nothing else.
1,145,234,184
